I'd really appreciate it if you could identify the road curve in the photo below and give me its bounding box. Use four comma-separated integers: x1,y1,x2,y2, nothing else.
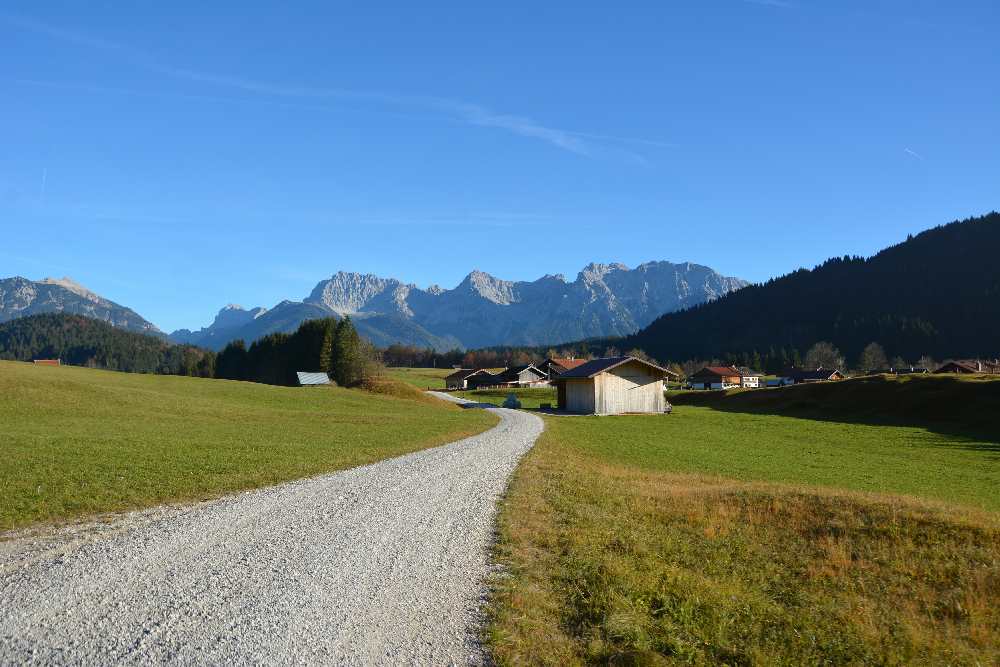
0,398,543,665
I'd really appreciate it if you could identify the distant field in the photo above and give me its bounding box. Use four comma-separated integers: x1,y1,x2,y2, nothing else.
383,367,453,389
454,387,557,409
488,376,1000,664
0,361,497,530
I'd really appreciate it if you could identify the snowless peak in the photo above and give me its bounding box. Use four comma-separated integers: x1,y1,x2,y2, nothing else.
578,262,629,284
211,303,268,330
39,276,102,302
459,269,517,305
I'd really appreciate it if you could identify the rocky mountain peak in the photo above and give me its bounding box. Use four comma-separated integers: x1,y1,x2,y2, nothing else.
210,304,268,330
459,270,517,305
39,276,103,303
306,271,407,315
577,262,629,285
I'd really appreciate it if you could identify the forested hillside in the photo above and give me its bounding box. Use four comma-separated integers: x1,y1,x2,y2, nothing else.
0,313,214,375
624,212,1000,364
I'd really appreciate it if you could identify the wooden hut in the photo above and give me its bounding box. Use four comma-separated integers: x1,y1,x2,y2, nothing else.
551,356,674,415
444,368,488,390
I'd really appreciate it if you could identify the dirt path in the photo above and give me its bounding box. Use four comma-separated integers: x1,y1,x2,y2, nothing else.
0,401,543,665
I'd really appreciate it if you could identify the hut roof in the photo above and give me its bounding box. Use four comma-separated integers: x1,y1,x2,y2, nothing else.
548,358,587,371
552,356,674,381
444,368,484,381
689,365,740,379
296,371,331,386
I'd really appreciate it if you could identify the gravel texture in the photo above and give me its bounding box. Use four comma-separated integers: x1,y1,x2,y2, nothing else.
0,396,542,665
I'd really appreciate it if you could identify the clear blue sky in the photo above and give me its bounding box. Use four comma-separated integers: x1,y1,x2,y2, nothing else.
2,1,997,332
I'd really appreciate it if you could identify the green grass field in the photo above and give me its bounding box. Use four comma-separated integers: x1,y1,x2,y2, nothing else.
488,375,1000,665
0,361,497,530
383,366,454,389
454,387,557,409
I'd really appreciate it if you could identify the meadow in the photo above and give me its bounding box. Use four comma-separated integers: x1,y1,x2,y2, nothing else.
488,376,1000,665
454,387,557,409
0,361,496,530
383,366,454,389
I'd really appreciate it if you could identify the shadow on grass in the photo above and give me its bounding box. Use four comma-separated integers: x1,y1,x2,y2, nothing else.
669,374,1000,456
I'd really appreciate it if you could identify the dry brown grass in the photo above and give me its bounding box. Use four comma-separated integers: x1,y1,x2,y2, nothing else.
488,433,1000,666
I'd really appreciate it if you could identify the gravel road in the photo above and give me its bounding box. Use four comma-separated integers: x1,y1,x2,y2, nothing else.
0,396,543,665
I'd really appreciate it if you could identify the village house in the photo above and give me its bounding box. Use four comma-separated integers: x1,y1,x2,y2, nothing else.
736,367,763,388
551,356,675,415
687,366,742,390
934,359,1000,375
492,364,548,388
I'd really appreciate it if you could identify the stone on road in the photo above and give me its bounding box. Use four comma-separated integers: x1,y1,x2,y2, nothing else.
0,398,543,665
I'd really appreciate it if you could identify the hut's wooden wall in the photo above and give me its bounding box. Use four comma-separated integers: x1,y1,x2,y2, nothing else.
564,379,596,413
593,361,664,415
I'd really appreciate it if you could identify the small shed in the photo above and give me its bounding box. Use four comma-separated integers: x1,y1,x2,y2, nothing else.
444,368,487,390
32,359,61,367
551,356,674,415
296,371,331,386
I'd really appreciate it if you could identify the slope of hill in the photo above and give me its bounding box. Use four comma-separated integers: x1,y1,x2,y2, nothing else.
0,360,495,529
173,261,746,350
0,313,211,375
0,276,160,335
625,212,1000,363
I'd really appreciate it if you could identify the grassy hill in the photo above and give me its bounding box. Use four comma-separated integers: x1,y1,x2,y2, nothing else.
0,361,496,530
487,375,1000,664
670,373,1000,443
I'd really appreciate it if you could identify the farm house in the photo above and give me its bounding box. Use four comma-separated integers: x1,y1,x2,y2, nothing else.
551,356,675,415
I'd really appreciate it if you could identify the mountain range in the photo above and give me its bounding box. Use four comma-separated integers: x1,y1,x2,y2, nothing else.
0,262,747,352
169,261,747,350
0,276,161,336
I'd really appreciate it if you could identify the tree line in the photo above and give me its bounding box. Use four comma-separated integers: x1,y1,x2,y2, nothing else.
216,316,380,386
619,212,1000,365
0,313,215,376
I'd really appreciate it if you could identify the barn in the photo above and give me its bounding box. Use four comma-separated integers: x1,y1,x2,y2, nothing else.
551,356,674,415
444,368,487,390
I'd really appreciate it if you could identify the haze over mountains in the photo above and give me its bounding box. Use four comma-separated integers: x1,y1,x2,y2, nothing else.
0,262,747,352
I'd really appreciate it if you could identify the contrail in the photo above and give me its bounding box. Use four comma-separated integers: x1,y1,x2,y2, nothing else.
41,167,47,199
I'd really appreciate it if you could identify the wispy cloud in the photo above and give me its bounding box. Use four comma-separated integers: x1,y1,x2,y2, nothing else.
903,147,925,160
2,13,674,157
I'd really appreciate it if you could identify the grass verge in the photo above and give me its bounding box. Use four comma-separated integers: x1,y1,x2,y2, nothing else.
487,401,1000,664
0,361,497,530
